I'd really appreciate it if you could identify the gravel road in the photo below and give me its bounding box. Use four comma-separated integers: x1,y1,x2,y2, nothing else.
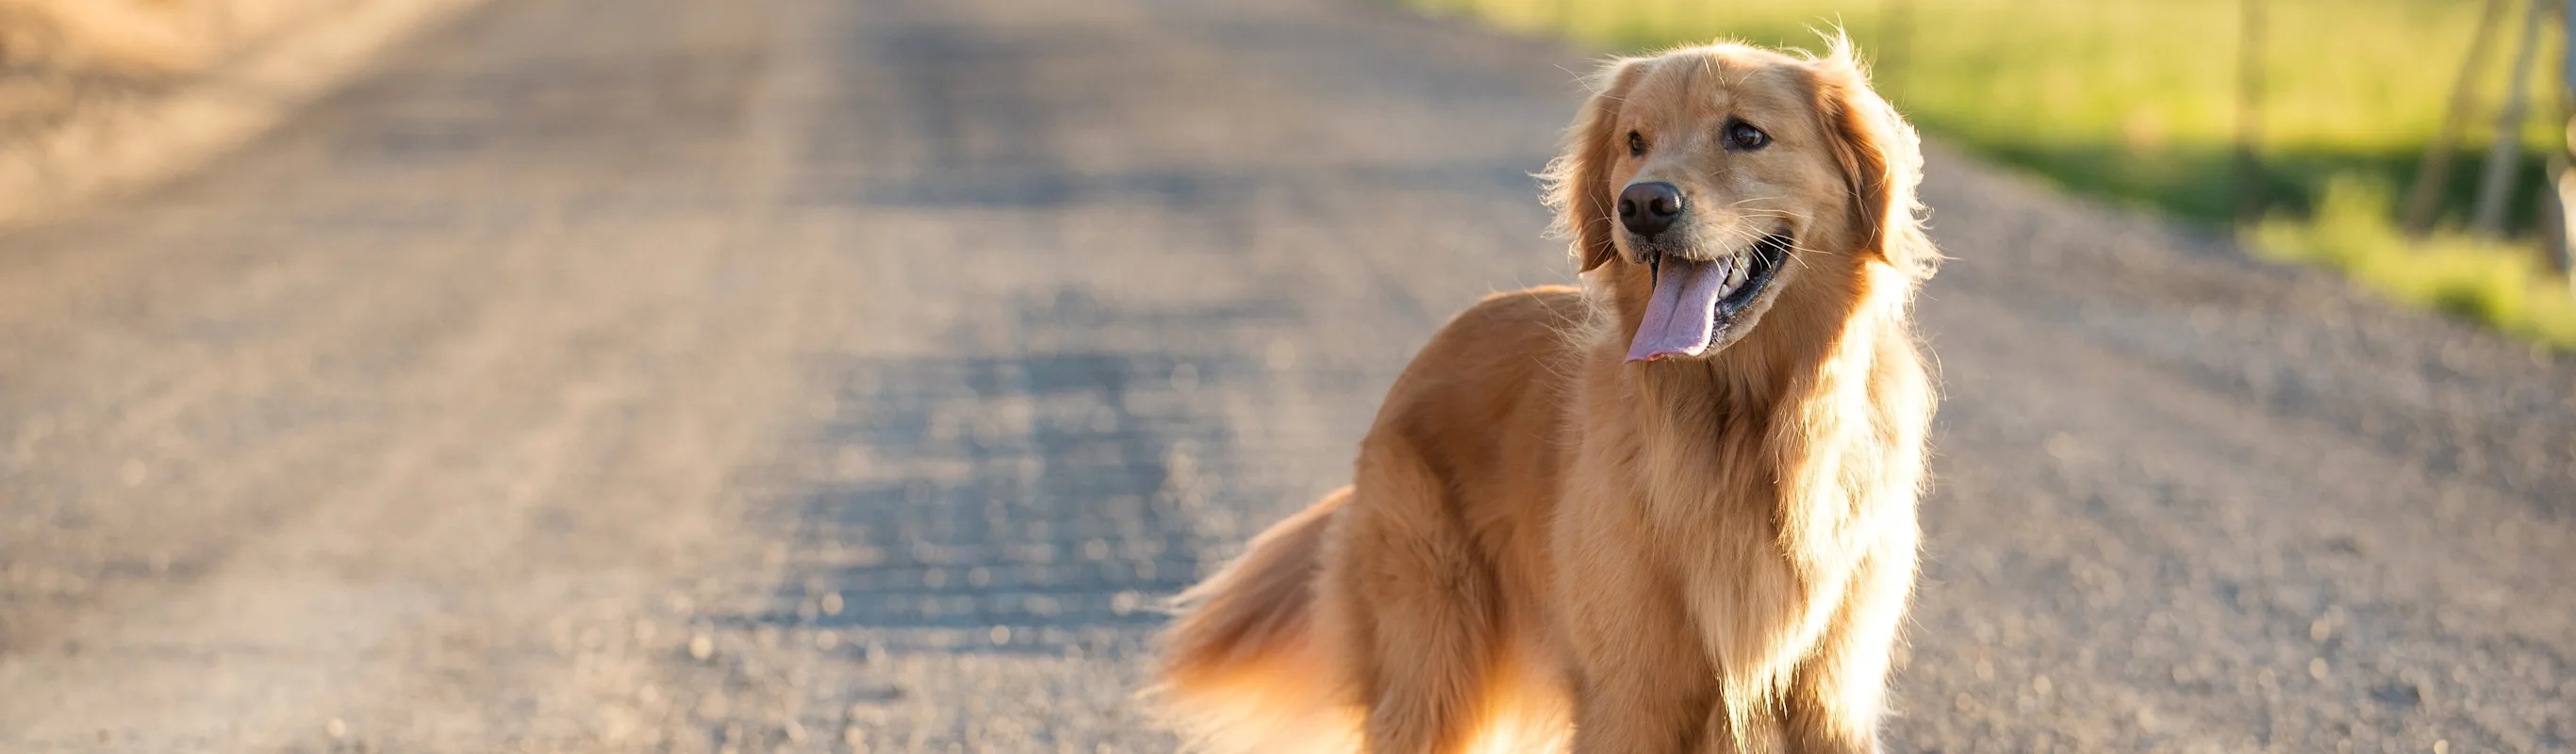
1,0,2570,751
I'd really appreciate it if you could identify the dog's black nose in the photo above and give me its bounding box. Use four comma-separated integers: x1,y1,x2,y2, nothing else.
1617,182,1685,238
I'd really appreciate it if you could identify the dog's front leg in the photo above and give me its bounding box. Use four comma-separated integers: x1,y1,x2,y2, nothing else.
1554,494,1711,754
1677,514,1842,753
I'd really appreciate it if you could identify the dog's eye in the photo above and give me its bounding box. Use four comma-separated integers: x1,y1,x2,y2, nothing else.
1725,120,1770,151
1627,131,1646,157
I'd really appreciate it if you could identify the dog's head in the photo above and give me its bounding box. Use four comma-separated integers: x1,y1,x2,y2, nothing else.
1544,41,1932,363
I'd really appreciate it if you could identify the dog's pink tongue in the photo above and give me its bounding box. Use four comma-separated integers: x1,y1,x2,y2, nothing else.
1627,256,1726,362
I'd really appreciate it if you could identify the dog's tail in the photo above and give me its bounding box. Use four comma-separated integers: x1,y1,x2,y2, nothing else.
1149,487,1361,754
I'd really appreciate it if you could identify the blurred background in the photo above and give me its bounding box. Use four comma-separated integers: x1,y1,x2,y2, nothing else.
0,0,2569,752
1428,0,2576,349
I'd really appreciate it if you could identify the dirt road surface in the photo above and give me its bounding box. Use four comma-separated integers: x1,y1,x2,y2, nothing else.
2,0,2569,751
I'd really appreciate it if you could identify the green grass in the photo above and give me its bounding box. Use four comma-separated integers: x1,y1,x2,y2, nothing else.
2253,177,2576,348
1420,0,2576,349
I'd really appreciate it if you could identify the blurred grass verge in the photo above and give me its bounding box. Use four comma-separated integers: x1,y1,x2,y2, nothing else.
2254,177,2576,347
1419,0,2576,350
0,0,485,228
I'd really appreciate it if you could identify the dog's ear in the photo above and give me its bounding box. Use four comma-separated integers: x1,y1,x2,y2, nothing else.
1811,43,1937,278
1544,57,1651,274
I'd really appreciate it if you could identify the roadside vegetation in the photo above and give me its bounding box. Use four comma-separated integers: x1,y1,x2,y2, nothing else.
0,0,328,75
0,0,474,228
2254,177,2576,346
0,0,367,136
1419,0,2576,350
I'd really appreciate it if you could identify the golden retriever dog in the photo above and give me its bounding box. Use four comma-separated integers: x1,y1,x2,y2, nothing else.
1153,40,1938,754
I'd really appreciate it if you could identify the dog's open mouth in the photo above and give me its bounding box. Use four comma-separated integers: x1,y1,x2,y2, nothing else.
1627,233,1792,362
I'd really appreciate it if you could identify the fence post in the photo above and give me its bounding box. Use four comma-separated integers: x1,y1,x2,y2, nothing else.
2473,0,2550,238
2233,0,2268,223
2405,0,2510,237
2556,0,2576,291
